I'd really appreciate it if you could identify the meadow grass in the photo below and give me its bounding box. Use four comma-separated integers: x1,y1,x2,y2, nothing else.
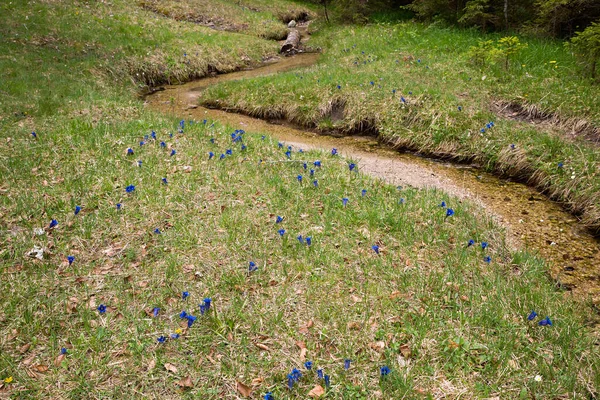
200,23,600,234
1,1,600,398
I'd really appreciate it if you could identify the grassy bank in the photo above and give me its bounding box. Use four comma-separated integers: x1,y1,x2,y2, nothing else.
200,23,600,234
1,1,600,398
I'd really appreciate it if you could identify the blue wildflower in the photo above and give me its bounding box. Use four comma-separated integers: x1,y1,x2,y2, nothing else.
154,228,161,234
160,141,166,148
446,208,455,217
372,245,379,255
137,160,142,167
278,229,286,237
392,89,396,94
458,106,462,111
153,307,160,317
349,163,356,171
305,361,313,370
116,203,122,210
401,96,406,103
324,375,330,387
310,169,315,176
558,162,564,168
31,131,37,138
97,304,106,314
179,310,188,319
278,142,283,149
468,239,475,247
157,336,167,343
313,180,318,188
538,316,552,326
344,359,351,370
370,81,374,85
182,291,189,300
481,242,488,249
151,131,156,140
162,177,167,184
408,91,412,95
305,236,312,246
127,148,134,155
313,160,321,167
276,216,284,224
186,314,197,327
203,298,211,310
331,148,338,155
170,149,176,156
140,141,145,146
527,310,538,321
285,150,291,159
125,185,135,193
261,135,266,140
74,205,81,215
380,366,391,376
303,162,307,170
361,189,367,197
510,144,516,149
297,234,303,243
200,304,207,315
480,128,486,133
440,201,446,208
287,374,294,390
241,144,247,151
67,256,75,265
264,392,274,400
170,333,180,339
249,261,258,272
144,135,149,140
210,138,215,143
337,85,341,89
226,149,232,156
220,153,225,160
317,369,324,379
60,348,67,355
209,151,214,159
203,119,207,124
49,219,58,229
484,256,492,263
297,175,303,183
342,197,349,206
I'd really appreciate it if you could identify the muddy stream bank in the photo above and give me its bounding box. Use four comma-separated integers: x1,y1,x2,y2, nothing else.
145,53,600,305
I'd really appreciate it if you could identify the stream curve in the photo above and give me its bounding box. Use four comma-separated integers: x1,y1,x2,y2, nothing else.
145,53,600,305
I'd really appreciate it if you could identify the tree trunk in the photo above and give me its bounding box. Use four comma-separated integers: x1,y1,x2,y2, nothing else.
323,0,330,23
280,29,301,54
504,0,508,30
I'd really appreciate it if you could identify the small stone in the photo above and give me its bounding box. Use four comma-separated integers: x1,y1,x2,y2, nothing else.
288,20,297,28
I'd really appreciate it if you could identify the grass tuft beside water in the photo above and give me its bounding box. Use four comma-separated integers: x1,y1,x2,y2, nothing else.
1,0,599,398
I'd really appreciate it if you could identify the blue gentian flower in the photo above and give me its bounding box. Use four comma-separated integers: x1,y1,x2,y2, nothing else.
162,177,167,184
49,219,58,229
261,135,266,140
200,304,207,315
285,151,291,159
297,175,303,183
60,348,67,355
305,236,312,246
278,142,283,149
305,361,313,370
538,316,552,326
480,128,486,133
337,85,341,89
151,131,156,139
440,201,446,208
220,154,225,160
287,374,294,390
203,298,211,310
317,369,324,379
209,151,214,159
303,162,307,170
154,228,161,234
401,96,406,103
74,205,81,215
380,366,391,376
349,163,356,171
278,229,286,237
127,148,134,155
361,189,367,197
210,138,215,144
344,359,351,370
140,141,145,146
179,310,187,319
97,304,106,314
249,261,258,272
484,256,492,263
276,216,284,224
481,242,488,249
186,314,197,327
458,106,462,111
392,89,396,94
170,333,180,339
160,141,166,148
125,185,135,193
324,375,330,387
31,131,37,138
264,392,273,400
558,162,564,168
153,307,160,317
313,180,318,187
372,245,379,255
527,310,537,321
468,239,475,247
67,256,75,265
446,208,455,217
418,59,421,62
203,119,207,124
287,145,292,151
182,291,189,300
510,144,516,149
144,135,149,140
331,148,338,155
116,203,122,210
408,91,412,95
342,197,349,206
157,336,167,343
314,160,321,167
226,149,232,155
370,81,374,85
137,160,142,167
310,169,315,176
297,234,303,243
241,144,247,151
170,149,176,156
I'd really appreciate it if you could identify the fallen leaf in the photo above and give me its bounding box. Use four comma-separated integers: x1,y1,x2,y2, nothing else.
347,321,362,330
236,381,252,397
295,340,306,349
351,294,362,303
251,377,264,386
22,352,36,366
164,363,178,373
54,354,65,367
19,343,31,353
175,376,193,388
390,291,401,299
254,343,269,351
369,341,385,352
400,344,411,358
147,359,156,371
308,385,325,397
300,347,307,361
32,364,48,373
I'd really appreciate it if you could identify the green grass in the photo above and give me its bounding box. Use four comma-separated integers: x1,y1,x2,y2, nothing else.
1,1,600,398
200,23,600,234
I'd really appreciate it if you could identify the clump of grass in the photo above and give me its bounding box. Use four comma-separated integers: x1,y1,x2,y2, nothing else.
200,23,600,234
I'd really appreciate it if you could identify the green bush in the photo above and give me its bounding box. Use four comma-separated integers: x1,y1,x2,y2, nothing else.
569,21,600,79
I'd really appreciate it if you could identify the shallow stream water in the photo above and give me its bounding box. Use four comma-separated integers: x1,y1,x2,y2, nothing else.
145,53,600,305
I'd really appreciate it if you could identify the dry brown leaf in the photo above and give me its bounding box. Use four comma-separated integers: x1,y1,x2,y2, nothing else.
308,385,325,397
254,343,269,351
350,294,363,303
389,291,401,299
32,364,48,373
19,343,31,353
175,376,193,388
369,341,385,352
295,340,306,349
22,352,36,366
251,377,264,386
147,359,156,371
347,321,362,330
164,363,178,373
236,381,252,397
399,344,411,358
300,347,307,361
54,354,65,367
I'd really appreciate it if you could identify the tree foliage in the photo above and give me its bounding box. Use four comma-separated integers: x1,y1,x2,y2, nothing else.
569,21,600,79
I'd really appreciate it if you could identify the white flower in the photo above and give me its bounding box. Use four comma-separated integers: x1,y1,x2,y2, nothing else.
534,375,542,382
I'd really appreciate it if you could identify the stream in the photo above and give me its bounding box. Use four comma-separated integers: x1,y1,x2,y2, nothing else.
145,53,600,305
